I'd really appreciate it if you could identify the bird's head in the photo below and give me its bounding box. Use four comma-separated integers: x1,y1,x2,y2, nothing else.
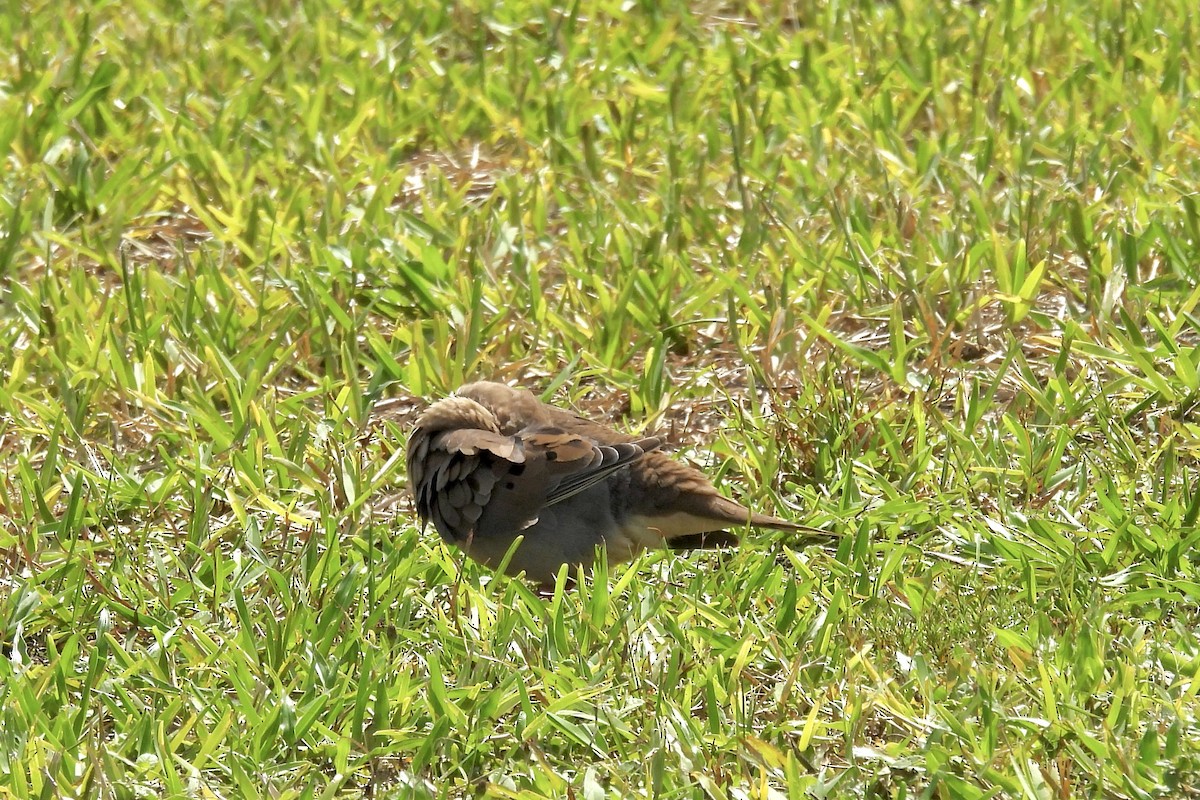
410,395,500,438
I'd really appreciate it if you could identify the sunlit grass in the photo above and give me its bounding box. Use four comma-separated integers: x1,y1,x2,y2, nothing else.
2,0,1200,797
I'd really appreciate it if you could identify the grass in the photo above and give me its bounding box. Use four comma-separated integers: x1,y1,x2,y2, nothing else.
2,0,1200,796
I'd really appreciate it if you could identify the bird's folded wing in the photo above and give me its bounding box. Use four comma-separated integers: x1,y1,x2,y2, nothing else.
413,428,519,541
417,427,658,543
523,432,661,507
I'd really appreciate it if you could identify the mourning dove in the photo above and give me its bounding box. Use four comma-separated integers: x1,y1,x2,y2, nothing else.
406,381,829,584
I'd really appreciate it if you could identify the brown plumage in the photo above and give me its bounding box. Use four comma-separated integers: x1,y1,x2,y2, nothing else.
406,381,831,584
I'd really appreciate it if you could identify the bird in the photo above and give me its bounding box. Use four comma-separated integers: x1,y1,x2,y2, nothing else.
406,381,830,585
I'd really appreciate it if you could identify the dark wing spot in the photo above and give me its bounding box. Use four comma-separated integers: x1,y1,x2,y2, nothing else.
510,463,526,476
505,481,516,489
546,450,558,462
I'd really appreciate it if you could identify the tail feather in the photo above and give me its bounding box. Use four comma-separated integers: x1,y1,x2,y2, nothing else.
745,510,837,539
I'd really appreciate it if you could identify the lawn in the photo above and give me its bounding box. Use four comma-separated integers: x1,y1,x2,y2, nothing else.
2,0,1199,797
